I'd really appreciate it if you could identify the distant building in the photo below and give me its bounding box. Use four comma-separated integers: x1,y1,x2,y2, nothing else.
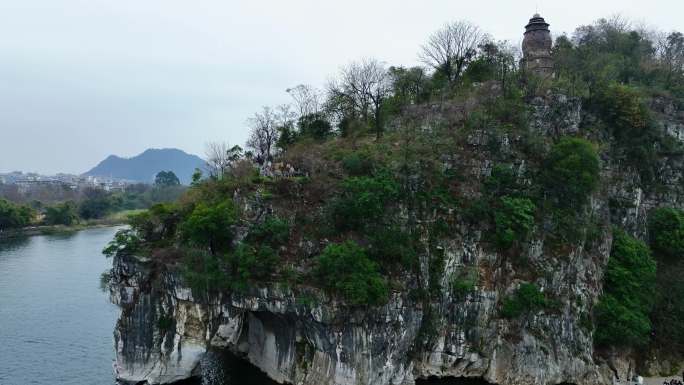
15,179,67,193
522,13,553,77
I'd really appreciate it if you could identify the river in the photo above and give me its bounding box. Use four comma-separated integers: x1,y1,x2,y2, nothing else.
0,227,120,384
0,226,489,385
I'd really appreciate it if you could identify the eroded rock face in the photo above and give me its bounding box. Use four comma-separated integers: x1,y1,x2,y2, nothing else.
110,255,422,385
109,94,684,385
109,225,612,385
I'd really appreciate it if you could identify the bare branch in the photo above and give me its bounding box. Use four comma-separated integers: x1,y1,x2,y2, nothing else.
419,20,485,83
286,84,322,117
204,141,230,179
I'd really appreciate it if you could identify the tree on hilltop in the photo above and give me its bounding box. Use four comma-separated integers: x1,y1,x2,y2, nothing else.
154,171,180,187
420,20,486,85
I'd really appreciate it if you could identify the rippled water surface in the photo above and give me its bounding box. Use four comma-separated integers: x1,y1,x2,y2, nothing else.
0,227,120,385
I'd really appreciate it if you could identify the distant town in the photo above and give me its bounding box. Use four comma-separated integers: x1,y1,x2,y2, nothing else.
0,171,134,193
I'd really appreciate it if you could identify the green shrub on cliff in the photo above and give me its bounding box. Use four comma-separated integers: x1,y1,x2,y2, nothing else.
648,207,684,261
484,165,522,198
650,263,684,359
592,82,661,182
182,249,231,293
128,203,181,246
594,295,652,348
501,282,548,318
180,200,238,255
246,216,290,247
542,137,600,208
647,207,684,355
332,173,399,231
451,266,478,300
341,151,375,176
231,243,279,288
593,83,651,140
367,226,418,268
494,197,536,250
314,241,388,306
102,229,141,257
594,229,656,347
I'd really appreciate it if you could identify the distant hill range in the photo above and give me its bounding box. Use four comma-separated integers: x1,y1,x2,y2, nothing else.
83,148,205,185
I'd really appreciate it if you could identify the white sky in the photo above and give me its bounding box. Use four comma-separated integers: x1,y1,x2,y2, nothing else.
0,0,682,174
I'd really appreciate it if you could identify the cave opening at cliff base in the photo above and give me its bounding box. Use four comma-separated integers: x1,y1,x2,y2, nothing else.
173,350,280,385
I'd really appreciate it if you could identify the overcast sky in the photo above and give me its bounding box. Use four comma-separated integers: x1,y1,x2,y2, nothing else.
1,0,681,174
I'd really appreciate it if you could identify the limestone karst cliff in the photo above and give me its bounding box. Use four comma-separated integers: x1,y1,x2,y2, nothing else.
104,14,684,384
105,89,684,385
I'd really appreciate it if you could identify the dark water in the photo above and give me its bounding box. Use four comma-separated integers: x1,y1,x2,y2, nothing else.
0,226,488,385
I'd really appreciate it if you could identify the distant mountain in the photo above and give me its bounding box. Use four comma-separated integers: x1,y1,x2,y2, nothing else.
83,148,205,185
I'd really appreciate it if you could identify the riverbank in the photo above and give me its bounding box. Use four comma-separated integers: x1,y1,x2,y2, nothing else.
0,210,138,239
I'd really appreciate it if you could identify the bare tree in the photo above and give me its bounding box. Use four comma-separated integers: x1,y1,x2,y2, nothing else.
204,141,230,179
246,105,295,164
328,58,391,138
286,84,322,117
419,20,485,84
656,31,684,87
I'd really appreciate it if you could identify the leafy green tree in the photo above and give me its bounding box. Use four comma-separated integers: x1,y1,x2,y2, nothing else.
567,18,655,88
648,207,684,261
462,40,518,92
44,201,78,226
298,113,332,140
276,125,298,150
78,187,112,219
494,197,536,250
315,241,388,306
387,66,430,109
191,168,203,186
154,171,181,187
542,137,600,208
550,18,684,101
594,229,656,347
593,83,651,141
129,203,181,245
181,200,238,255
102,228,142,257
594,295,652,347
0,199,33,230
